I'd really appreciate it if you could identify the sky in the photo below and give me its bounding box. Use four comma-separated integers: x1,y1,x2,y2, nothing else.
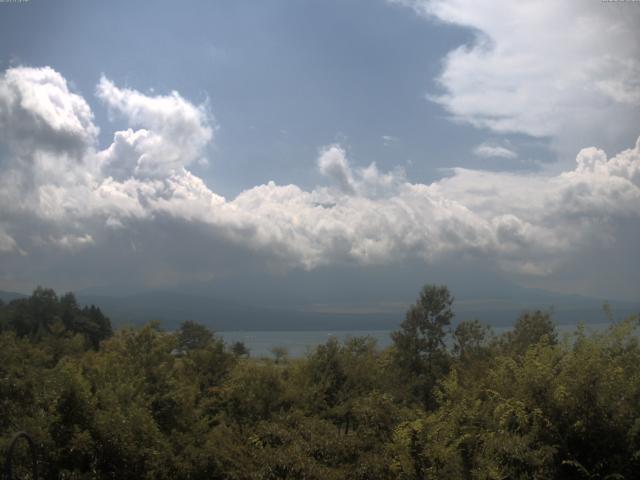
0,0,639,309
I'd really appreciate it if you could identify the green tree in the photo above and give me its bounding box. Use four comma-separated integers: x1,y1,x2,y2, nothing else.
230,340,250,357
452,319,491,360
391,284,454,408
502,309,557,355
271,345,289,364
2,288,112,350
222,360,285,426
178,320,213,350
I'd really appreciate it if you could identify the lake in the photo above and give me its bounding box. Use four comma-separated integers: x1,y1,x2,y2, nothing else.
219,322,612,358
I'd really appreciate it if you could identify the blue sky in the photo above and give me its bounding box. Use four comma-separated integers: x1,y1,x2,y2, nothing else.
1,0,639,307
0,0,554,196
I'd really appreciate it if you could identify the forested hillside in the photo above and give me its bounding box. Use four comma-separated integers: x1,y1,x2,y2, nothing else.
1,286,639,479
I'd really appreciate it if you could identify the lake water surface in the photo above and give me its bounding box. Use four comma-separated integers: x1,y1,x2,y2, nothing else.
219,322,611,358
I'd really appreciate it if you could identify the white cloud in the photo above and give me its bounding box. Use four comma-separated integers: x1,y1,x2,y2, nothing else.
473,143,517,159
391,0,640,157
316,145,405,198
0,66,639,298
96,77,214,178
0,67,103,226
317,145,356,194
0,66,98,157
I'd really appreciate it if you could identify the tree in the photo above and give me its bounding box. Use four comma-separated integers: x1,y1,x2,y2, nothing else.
502,310,557,354
77,305,113,349
221,361,284,425
271,346,289,364
178,320,213,350
2,288,112,348
230,340,250,357
7,287,58,339
391,284,454,408
452,319,491,359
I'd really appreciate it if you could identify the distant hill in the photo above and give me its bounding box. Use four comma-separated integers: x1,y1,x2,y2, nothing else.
0,290,27,303
75,289,640,332
4,286,637,332
76,291,398,331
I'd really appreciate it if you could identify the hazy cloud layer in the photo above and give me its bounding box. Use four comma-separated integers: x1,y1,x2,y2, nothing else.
392,0,640,157
0,66,639,297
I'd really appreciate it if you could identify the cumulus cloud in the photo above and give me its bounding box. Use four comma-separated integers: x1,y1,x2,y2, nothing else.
317,145,406,198
0,66,98,157
391,0,640,156
317,145,356,194
473,143,517,159
0,66,639,297
96,77,214,178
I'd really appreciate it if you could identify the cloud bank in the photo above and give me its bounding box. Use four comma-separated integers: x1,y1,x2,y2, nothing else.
0,66,639,296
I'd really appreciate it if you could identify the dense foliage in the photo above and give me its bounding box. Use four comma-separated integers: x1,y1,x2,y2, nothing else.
1,285,639,479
